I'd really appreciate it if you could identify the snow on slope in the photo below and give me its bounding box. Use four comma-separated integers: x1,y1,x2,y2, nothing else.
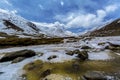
0,9,40,35
0,9,76,37
33,21,77,37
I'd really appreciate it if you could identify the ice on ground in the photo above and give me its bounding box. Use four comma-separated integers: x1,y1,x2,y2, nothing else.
0,36,120,80
88,50,112,60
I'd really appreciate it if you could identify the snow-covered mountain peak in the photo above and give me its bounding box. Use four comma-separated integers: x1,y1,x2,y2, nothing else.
0,9,76,38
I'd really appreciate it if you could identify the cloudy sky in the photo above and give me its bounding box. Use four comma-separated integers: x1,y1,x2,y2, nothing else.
0,0,120,33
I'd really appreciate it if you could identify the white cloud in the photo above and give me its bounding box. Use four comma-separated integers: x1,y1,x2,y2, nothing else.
33,21,76,36
55,4,119,29
0,0,12,6
38,4,44,10
105,5,118,13
60,1,64,6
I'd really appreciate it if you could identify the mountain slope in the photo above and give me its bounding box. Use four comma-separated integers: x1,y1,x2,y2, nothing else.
0,9,74,38
87,19,120,37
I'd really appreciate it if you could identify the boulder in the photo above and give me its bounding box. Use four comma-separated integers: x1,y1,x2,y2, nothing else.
83,71,107,80
47,55,57,60
66,49,88,60
77,51,88,60
0,49,36,62
12,57,25,63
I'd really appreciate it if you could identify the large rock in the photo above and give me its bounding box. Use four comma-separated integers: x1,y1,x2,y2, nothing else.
66,49,88,60
0,49,36,62
77,51,88,60
83,71,107,80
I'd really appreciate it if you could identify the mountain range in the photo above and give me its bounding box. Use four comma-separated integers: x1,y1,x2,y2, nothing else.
0,9,120,38
0,10,74,38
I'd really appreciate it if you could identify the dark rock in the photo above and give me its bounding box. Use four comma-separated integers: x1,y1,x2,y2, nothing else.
77,51,88,60
105,42,120,50
98,42,106,45
0,49,36,62
47,55,57,60
66,49,80,56
12,57,25,63
107,42,120,47
83,71,107,80
66,49,88,60
73,49,80,54
66,51,74,56
81,45,91,49
41,69,51,77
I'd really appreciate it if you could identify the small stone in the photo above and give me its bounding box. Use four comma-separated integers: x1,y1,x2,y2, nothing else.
47,55,57,60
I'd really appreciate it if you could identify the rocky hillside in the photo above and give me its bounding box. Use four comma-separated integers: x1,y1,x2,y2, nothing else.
86,19,120,37
0,9,72,38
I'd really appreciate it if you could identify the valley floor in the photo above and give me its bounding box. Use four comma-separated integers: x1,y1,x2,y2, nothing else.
0,36,120,80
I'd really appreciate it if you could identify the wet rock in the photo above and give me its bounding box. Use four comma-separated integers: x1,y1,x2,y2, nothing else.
77,51,88,60
83,71,107,80
81,45,91,49
66,49,80,56
47,55,57,60
41,69,51,78
98,42,106,46
105,42,120,50
0,49,36,62
12,57,25,63
66,51,74,56
66,49,88,60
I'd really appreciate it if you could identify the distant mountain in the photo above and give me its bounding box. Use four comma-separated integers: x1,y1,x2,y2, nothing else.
0,9,74,38
85,19,120,37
